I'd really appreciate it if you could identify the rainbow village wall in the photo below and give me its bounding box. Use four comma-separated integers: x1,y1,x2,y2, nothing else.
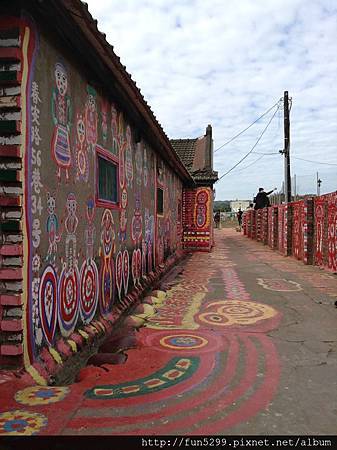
0,12,215,383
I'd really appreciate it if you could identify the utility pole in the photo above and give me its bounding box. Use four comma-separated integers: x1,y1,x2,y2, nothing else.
317,172,322,196
283,91,291,203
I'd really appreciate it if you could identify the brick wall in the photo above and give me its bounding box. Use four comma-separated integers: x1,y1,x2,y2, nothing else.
0,21,24,368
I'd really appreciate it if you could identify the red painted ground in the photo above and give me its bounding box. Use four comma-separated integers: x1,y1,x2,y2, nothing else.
0,228,336,436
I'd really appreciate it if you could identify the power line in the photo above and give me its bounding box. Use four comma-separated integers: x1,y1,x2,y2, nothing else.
217,104,280,181
229,151,280,175
252,151,279,155
292,156,337,166
231,154,265,173
214,100,281,153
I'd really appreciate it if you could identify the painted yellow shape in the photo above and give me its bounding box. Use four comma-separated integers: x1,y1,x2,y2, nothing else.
94,388,114,396
146,291,205,330
121,385,140,394
15,386,69,406
87,325,99,335
0,410,47,436
176,359,192,369
67,340,77,353
199,300,277,326
152,290,167,299
128,315,146,327
162,369,185,380
144,378,166,388
25,365,47,387
49,348,63,364
92,321,105,333
78,330,90,341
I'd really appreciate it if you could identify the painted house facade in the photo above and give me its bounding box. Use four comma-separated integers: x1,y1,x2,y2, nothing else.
171,125,218,251
0,0,217,382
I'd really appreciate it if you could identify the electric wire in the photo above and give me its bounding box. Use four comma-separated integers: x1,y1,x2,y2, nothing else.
292,156,337,166
217,104,280,181
214,100,281,153
230,154,266,174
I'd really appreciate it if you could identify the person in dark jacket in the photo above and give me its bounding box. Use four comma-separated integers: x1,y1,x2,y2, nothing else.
214,211,220,228
254,187,277,210
237,208,243,231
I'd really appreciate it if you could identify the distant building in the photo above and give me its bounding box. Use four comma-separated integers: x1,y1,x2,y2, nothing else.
230,200,250,212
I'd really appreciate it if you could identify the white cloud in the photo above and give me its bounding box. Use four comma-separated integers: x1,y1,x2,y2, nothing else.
85,0,337,199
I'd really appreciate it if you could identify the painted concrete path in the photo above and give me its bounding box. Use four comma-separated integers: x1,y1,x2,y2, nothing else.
0,228,337,435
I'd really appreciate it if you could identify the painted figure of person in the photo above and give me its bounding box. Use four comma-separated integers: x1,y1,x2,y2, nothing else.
65,193,78,270
75,112,89,182
46,192,61,265
111,103,119,154
51,62,72,181
85,196,95,260
85,85,98,153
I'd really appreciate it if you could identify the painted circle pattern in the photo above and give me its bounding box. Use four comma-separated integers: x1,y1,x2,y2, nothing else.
15,386,70,406
100,261,114,315
160,334,208,350
39,264,58,345
0,410,48,435
198,300,277,327
80,259,98,323
58,266,80,336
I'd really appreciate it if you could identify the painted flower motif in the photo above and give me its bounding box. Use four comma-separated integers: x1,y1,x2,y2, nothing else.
32,277,40,301
31,286,43,346
32,254,41,272
32,298,39,325
15,386,70,406
35,327,43,346
0,410,48,435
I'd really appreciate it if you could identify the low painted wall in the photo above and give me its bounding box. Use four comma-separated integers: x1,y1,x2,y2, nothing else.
314,192,337,272
182,187,213,251
243,191,337,272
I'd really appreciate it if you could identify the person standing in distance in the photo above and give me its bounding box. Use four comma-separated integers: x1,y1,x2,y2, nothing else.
254,187,277,210
237,208,243,231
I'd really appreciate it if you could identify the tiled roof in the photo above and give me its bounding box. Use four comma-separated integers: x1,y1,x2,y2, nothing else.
170,139,198,169
193,168,219,182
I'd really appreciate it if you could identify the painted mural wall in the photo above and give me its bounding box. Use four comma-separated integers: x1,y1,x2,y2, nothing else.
20,19,183,366
182,188,213,251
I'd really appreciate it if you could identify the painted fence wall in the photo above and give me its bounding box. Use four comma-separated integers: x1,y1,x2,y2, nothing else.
314,192,337,272
0,17,184,375
182,187,213,251
243,191,337,272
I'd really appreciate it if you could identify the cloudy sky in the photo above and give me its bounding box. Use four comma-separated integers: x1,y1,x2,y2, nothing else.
85,0,337,200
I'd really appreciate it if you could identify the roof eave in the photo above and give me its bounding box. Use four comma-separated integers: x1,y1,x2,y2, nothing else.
54,0,193,183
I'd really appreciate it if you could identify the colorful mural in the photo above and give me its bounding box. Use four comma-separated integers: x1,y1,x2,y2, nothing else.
17,20,184,370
